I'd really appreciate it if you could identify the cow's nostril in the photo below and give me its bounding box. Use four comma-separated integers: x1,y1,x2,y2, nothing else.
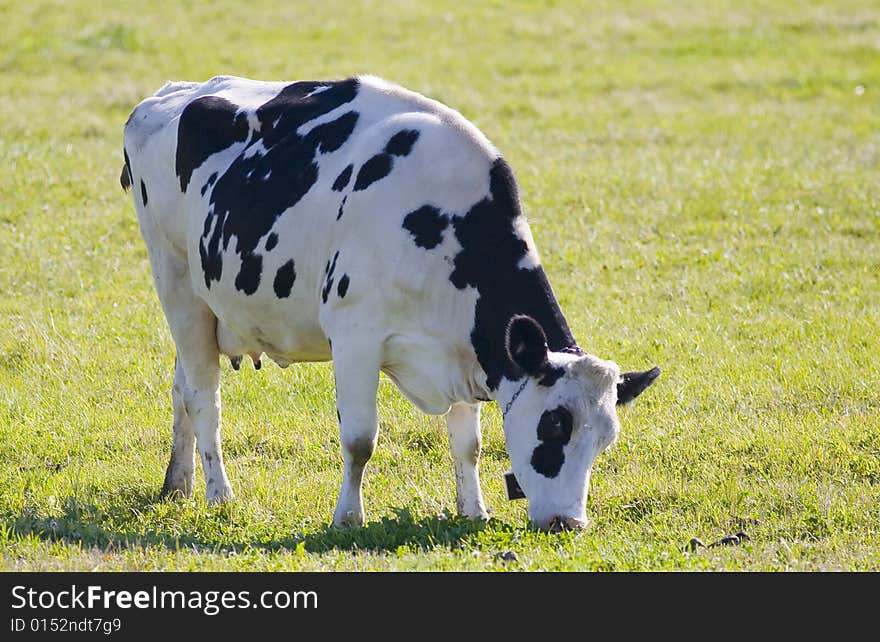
543,516,586,533
549,517,565,533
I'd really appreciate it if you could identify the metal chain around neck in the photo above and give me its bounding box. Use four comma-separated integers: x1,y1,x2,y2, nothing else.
502,378,529,419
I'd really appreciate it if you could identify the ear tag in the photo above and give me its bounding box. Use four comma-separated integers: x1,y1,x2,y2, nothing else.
504,471,526,501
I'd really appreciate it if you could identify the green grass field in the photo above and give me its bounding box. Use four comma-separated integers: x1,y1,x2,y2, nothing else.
1,0,878,571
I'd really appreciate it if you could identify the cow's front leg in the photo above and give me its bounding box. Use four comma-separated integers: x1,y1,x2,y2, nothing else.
330,339,381,527
446,402,489,520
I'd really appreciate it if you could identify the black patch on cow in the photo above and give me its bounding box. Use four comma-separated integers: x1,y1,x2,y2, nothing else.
199,211,224,286
353,153,393,191
121,149,132,191
531,445,565,478
351,129,420,193
322,250,339,303
190,79,360,293
312,111,360,153
384,129,420,157
265,232,278,251
235,253,262,295
337,273,349,298
332,164,353,191
201,171,219,197
449,158,578,390
337,195,347,220
403,205,448,249
530,406,573,478
176,96,250,193
273,259,296,298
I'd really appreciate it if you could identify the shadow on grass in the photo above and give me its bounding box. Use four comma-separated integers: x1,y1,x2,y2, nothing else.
282,508,495,554
2,491,500,555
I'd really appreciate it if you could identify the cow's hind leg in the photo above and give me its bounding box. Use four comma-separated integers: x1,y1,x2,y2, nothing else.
160,355,196,497
329,337,381,527
446,402,489,520
170,300,233,504
143,235,233,504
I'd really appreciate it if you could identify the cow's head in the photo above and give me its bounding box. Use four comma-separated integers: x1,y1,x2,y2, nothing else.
501,315,659,532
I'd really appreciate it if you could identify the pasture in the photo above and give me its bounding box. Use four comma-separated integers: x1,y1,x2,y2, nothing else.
0,0,878,571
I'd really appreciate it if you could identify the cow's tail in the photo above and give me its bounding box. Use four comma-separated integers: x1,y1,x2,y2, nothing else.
120,162,132,191
120,148,132,191
119,146,131,192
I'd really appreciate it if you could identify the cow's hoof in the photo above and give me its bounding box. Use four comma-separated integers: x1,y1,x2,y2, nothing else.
160,472,194,500
206,485,234,505
456,499,489,522
332,509,365,528
460,509,490,522
159,486,192,501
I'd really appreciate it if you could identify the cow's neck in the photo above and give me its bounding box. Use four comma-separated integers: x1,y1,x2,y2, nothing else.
471,264,579,393
449,158,580,393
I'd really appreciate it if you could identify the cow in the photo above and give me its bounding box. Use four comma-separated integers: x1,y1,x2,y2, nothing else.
121,75,659,532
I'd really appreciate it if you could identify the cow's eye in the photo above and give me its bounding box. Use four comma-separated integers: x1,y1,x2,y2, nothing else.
537,407,573,444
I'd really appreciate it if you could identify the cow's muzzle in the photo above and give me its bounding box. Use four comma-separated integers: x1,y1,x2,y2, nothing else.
534,515,587,533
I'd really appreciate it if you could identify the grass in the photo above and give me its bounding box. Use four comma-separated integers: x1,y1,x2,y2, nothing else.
0,0,878,571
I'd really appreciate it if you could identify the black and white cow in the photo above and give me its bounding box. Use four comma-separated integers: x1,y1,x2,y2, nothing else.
122,75,659,531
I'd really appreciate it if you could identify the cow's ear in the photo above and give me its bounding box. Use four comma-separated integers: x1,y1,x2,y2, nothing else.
616,367,661,405
506,315,549,376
